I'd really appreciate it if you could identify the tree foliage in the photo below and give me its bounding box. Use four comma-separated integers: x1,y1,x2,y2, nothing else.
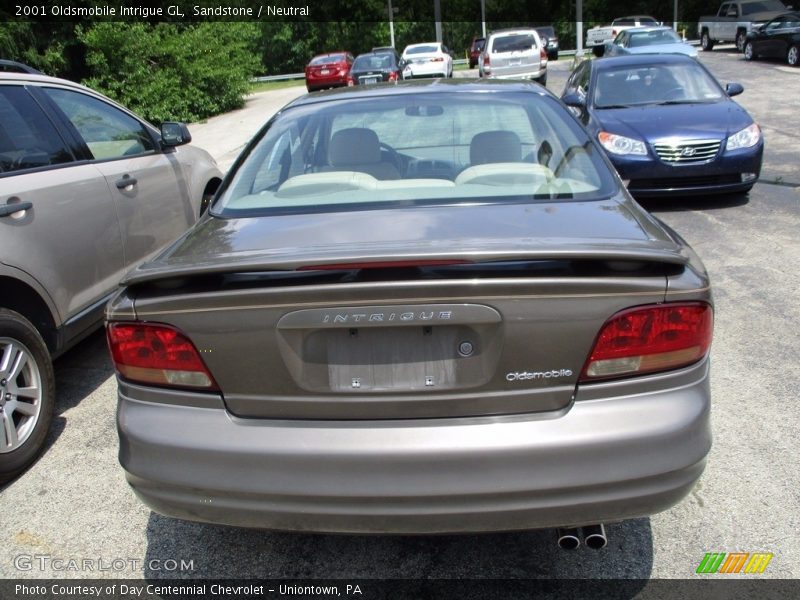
77,22,259,124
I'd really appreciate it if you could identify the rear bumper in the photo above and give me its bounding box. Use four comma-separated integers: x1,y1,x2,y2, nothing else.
118,360,711,533
485,66,546,81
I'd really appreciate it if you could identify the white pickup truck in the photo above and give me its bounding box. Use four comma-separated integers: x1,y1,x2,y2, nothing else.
698,0,789,51
585,16,661,56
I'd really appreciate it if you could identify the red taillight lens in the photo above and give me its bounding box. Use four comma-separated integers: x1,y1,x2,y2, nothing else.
106,323,218,390
612,29,617,37
432,57,444,62
389,70,399,81
483,54,490,66
580,302,713,382
540,47,547,60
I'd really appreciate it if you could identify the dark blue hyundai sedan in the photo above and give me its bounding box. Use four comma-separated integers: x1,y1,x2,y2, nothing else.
561,54,763,197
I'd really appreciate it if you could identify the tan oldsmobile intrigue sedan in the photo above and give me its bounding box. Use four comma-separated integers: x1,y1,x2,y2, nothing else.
106,80,713,547
0,62,222,482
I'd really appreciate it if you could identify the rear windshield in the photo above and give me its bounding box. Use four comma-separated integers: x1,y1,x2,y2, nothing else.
491,34,537,53
310,54,345,65
352,54,395,70
406,45,439,54
628,29,682,47
214,91,617,217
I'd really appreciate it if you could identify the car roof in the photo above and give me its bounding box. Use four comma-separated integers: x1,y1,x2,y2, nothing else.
623,26,675,33
289,78,549,108
489,28,538,36
593,53,696,69
614,15,658,21
404,42,441,48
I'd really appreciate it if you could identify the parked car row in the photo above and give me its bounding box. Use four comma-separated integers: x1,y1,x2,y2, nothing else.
305,43,455,92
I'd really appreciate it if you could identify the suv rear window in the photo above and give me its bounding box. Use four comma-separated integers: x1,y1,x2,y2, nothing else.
491,34,537,53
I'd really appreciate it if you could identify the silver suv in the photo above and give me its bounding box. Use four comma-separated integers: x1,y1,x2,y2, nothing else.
479,28,548,85
0,63,222,482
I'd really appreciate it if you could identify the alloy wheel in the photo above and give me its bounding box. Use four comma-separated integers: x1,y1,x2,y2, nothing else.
0,338,43,453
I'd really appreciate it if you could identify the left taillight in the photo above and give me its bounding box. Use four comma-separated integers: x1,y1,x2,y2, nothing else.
106,322,218,391
388,70,399,81
580,302,713,382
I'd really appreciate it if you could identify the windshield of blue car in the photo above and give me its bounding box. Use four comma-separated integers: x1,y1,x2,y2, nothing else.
214,92,618,216
594,63,725,108
628,30,683,47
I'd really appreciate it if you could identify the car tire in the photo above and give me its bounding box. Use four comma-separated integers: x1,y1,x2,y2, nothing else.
549,51,558,61
0,309,55,484
744,42,756,61
788,45,799,66
736,30,747,53
701,31,715,51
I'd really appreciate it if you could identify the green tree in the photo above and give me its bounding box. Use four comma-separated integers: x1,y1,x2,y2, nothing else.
78,22,259,124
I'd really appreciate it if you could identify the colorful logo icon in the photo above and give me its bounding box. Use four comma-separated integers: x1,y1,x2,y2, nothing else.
696,552,773,574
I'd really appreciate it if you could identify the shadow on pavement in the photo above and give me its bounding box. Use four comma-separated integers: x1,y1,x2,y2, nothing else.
143,513,653,589
638,191,750,213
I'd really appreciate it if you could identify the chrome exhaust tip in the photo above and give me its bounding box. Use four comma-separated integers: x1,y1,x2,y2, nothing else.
582,524,607,550
557,527,581,550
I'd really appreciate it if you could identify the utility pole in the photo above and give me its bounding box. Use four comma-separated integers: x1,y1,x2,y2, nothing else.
389,0,395,48
481,0,486,38
434,0,442,43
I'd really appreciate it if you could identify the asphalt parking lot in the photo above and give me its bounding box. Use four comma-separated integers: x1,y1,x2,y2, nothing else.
1,47,799,587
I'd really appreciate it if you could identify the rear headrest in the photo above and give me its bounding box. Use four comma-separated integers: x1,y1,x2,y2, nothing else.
470,130,521,165
329,128,381,166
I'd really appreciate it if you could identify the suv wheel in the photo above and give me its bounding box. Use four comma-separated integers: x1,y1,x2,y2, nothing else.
0,309,54,484
701,31,715,51
744,42,756,61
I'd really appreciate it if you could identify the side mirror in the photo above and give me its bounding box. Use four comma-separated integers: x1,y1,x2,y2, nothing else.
725,82,744,97
562,93,586,117
161,122,192,147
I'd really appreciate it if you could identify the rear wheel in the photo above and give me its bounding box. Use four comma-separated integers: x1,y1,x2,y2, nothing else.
736,30,747,52
0,309,54,484
788,45,799,66
744,42,756,61
701,31,715,51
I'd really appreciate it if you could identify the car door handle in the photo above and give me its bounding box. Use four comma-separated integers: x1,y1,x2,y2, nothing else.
115,175,137,189
0,201,33,217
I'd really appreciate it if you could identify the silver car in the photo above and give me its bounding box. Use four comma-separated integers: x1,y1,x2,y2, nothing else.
107,81,712,542
480,28,548,85
605,26,699,58
0,64,222,482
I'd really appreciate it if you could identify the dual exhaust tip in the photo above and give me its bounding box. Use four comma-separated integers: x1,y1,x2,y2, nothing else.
557,524,607,550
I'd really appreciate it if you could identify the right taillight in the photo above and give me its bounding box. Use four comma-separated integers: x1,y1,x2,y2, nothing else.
483,54,490,66
580,302,713,382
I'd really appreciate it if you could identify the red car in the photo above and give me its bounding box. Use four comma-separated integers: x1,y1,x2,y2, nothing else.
305,52,354,92
468,37,486,68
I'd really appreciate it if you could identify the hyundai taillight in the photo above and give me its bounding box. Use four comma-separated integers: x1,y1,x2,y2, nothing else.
580,302,713,382
106,322,218,390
